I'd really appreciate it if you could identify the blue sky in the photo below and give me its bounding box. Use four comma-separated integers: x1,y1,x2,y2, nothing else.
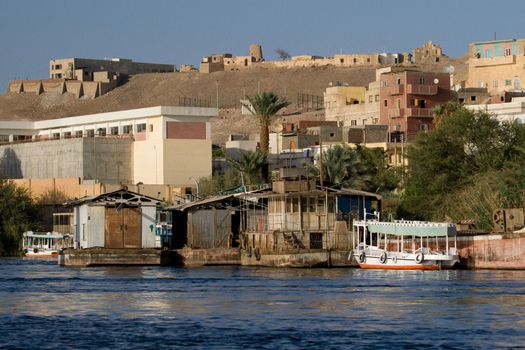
0,0,523,91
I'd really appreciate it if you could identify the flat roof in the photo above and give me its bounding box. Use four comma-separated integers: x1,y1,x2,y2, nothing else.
0,105,218,131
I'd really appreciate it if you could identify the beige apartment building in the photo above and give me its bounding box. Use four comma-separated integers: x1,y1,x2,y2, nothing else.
467,38,525,94
49,57,176,80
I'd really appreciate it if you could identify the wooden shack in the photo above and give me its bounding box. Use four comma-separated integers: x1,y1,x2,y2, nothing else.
68,189,162,249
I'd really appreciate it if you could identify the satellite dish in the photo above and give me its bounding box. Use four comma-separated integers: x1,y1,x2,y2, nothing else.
443,65,455,74
273,124,283,133
434,78,439,84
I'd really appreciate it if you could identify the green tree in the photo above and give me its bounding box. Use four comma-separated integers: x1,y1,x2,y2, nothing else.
399,103,525,228
0,180,36,256
242,92,289,181
227,150,267,185
305,144,398,193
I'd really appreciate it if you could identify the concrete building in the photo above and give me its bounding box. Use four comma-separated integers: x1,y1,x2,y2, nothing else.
49,57,176,80
379,69,451,141
467,38,525,93
325,67,408,127
0,106,217,186
69,189,162,249
456,87,491,105
467,96,525,124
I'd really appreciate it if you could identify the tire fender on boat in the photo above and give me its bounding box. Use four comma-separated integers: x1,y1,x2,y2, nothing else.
358,252,366,264
379,252,387,264
415,253,424,264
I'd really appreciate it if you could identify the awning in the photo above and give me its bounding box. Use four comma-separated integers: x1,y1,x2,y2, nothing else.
363,220,456,237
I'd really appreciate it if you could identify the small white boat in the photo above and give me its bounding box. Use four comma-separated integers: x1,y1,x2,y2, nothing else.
22,231,73,257
351,217,459,270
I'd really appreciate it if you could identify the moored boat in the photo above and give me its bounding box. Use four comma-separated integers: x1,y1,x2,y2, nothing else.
351,217,459,270
22,231,73,257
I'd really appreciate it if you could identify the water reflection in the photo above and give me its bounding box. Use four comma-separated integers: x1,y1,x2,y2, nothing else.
0,259,524,349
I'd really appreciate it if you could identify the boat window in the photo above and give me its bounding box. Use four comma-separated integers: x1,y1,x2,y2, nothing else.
308,198,316,213
317,198,325,213
301,198,307,212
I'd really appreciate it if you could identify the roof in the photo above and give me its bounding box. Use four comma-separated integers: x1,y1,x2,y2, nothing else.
358,220,456,237
0,106,218,131
168,194,236,211
236,187,382,200
66,189,163,206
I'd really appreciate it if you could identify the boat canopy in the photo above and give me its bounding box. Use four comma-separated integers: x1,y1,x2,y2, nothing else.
23,231,67,239
359,220,456,237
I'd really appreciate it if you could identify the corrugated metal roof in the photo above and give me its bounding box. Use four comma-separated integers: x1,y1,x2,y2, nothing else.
65,189,162,206
168,194,236,211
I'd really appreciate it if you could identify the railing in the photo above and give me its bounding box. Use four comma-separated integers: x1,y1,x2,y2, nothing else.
472,55,516,67
406,108,431,117
388,108,404,118
388,85,404,95
406,84,438,95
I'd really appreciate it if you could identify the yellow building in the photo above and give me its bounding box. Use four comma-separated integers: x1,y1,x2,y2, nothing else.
467,38,525,94
0,106,216,187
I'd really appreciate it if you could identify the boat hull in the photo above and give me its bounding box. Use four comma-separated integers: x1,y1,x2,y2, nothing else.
353,251,459,270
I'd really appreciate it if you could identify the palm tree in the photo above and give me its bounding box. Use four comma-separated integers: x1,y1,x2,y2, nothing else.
227,150,267,185
242,92,290,154
305,144,372,189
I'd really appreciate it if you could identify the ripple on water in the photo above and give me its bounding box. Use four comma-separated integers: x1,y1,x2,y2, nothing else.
0,259,524,349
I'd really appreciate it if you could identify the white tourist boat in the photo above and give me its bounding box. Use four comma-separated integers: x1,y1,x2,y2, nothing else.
22,231,73,257
351,216,459,270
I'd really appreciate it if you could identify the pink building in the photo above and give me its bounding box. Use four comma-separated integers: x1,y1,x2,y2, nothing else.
379,70,451,141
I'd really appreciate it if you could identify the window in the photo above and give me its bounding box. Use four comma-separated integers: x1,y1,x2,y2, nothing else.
52,133,60,140
420,124,429,131
136,123,147,133
340,58,344,63
351,120,357,126
419,77,425,84
505,48,512,56
75,130,83,138
479,81,485,88
493,80,498,88
149,124,154,132
375,94,379,102
368,95,373,103
110,127,118,135
123,125,132,134
505,80,512,86
86,129,94,138
367,58,371,63
353,58,357,63
485,49,491,58
515,79,521,89
471,95,476,102
63,132,71,139
383,100,388,107
396,99,401,108
396,78,401,85
310,232,323,249
97,128,106,136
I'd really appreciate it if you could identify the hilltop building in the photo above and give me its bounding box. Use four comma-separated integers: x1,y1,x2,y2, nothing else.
413,40,444,63
467,38,525,94
0,106,216,188
49,57,176,80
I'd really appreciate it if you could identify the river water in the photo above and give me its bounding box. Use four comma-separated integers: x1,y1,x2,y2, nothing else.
0,258,524,349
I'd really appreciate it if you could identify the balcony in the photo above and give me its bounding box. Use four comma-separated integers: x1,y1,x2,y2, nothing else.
388,85,404,95
472,55,516,67
388,108,404,118
406,108,432,117
406,84,438,95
